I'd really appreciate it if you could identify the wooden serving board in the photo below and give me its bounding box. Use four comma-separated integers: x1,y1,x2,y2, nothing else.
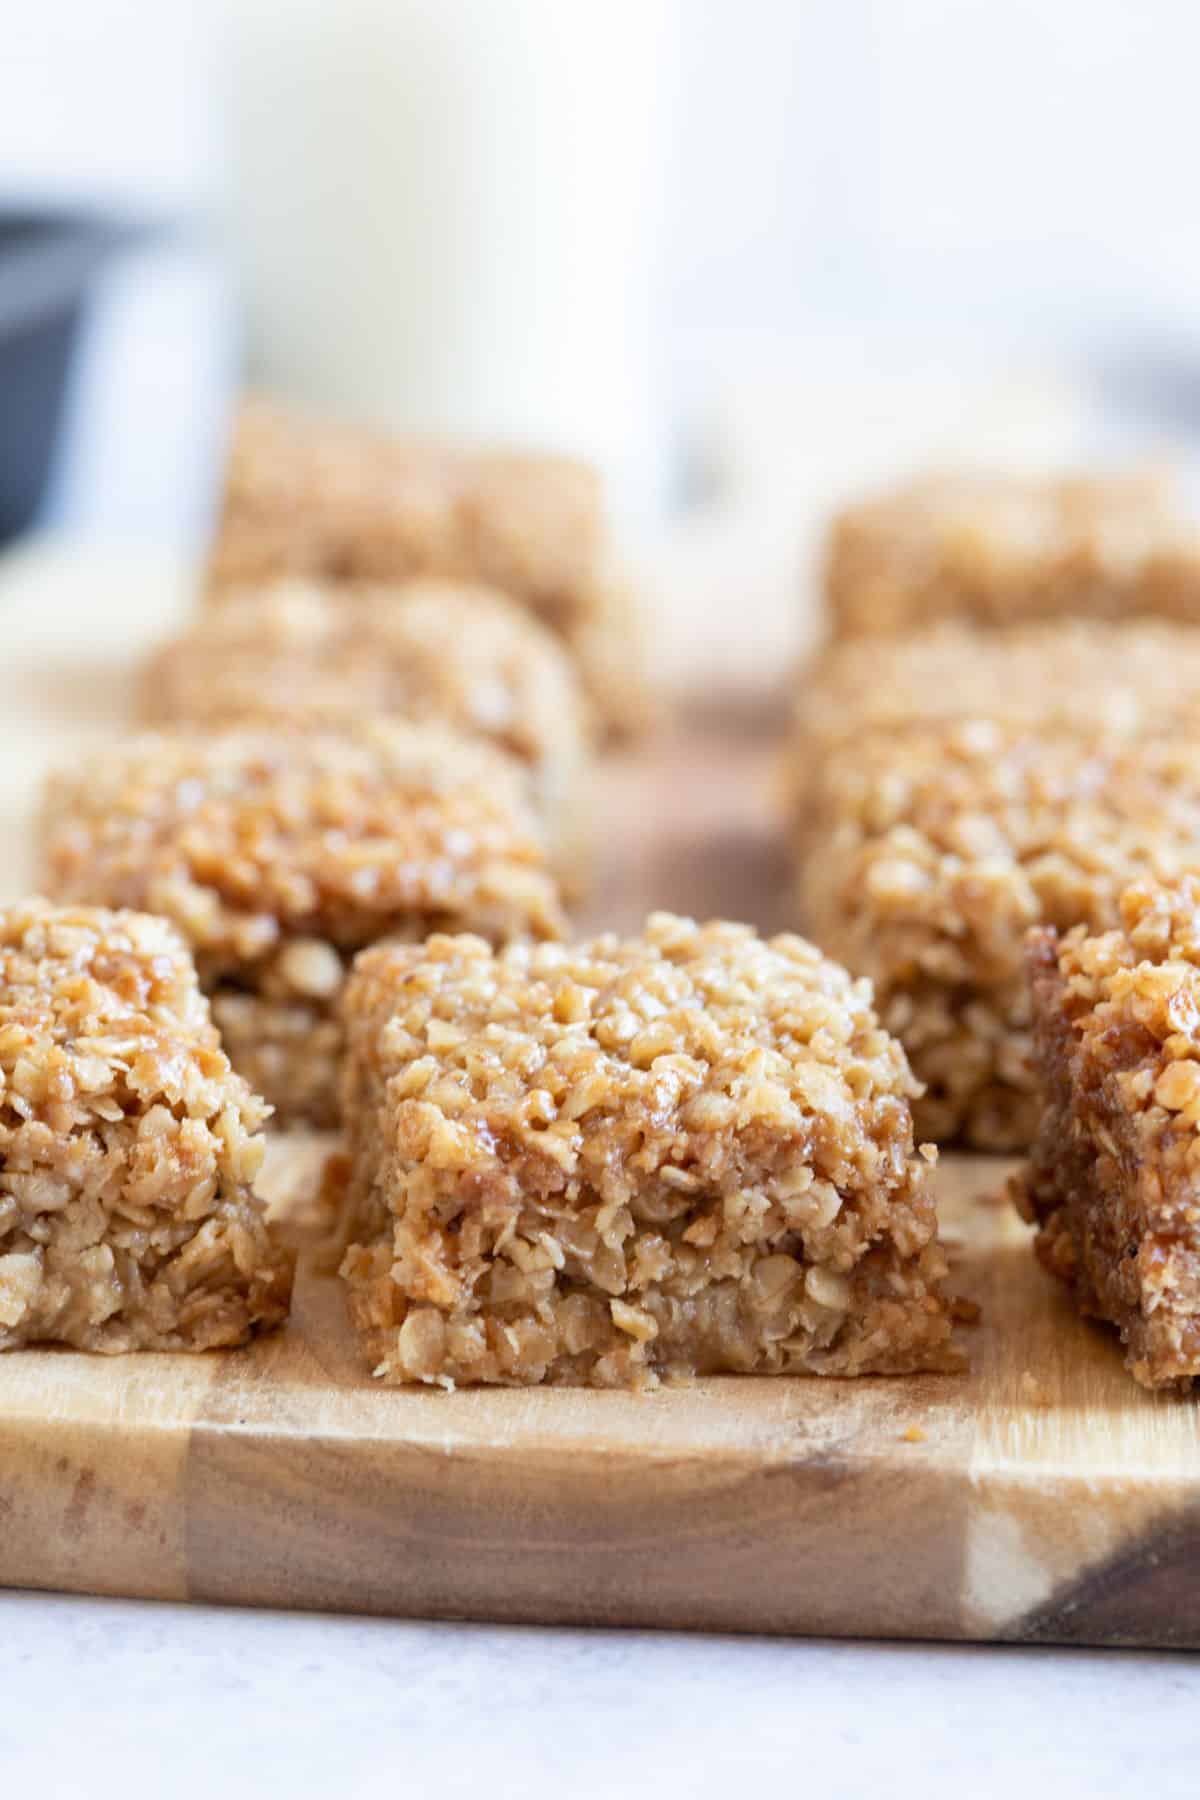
1,549,1198,1647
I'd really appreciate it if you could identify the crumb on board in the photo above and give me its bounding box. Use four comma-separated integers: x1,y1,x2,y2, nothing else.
901,1425,927,1444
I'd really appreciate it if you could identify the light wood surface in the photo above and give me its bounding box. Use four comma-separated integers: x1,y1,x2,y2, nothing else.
1,545,1198,1646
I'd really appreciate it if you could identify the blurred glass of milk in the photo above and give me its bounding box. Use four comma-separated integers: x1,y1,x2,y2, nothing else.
223,0,676,519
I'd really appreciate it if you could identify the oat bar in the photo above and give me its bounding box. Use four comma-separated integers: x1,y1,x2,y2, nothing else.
825,470,1200,638
794,618,1200,764
40,722,565,1128
206,398,649,737
0,900,291,1351
1015,880,1200,1389
139,577,589,873
798,723,1200,1150
337,914,959,1388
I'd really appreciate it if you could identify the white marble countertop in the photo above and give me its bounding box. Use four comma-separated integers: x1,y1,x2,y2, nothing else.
3,1588,1197,1798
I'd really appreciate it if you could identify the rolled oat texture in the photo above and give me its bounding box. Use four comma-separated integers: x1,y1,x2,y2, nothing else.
1014,878,1200,1389
39,721,566,1127
337,913,960,1389
0,899,291,1352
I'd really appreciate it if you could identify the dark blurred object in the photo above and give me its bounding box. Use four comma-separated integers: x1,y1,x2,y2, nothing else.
0,210,140,541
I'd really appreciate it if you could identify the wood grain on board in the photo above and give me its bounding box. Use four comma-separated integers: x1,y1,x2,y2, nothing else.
0,548,1197,1647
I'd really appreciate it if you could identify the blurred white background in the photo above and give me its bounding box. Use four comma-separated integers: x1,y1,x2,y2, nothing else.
2,0,1199,670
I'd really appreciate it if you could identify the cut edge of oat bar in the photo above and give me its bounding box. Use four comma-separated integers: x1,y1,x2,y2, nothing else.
1015,880,1200,1390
